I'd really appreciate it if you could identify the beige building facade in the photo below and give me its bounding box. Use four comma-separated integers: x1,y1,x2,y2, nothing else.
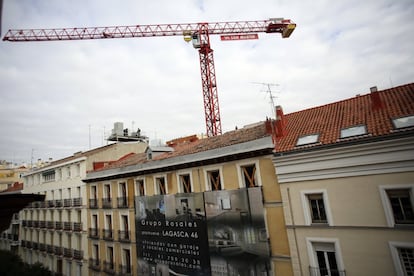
273,83,414,276
84,122,293,276
18,141,147,276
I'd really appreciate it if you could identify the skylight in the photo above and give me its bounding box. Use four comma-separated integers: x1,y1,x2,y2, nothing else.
392,115,414,129
296,134,319,146
340,125,367,138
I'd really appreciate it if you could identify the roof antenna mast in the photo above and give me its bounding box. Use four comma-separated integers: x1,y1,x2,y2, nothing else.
252,82,280,119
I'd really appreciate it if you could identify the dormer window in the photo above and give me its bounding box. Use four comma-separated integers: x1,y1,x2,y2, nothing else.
296,134,319,146
392,115,414,129
340,125,367,138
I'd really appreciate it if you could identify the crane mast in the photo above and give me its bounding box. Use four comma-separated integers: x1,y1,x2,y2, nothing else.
3,18,296,137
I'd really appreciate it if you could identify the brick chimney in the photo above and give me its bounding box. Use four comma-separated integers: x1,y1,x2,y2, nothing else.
275,105,286,137
370,86,383,110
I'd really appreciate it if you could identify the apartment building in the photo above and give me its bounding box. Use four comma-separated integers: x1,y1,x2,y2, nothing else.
84,121,293,276
273,84,414,275
19,141,147,276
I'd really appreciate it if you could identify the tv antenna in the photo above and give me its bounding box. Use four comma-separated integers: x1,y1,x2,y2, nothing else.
252,82,280,119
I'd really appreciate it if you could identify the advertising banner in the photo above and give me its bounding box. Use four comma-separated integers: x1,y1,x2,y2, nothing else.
135,187,270,276
135,193,211,276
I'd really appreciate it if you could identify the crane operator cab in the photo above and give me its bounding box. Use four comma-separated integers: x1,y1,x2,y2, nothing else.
191,32,201,49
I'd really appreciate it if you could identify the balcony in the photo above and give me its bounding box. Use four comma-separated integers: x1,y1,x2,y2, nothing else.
73,197,82,207
55,199,63,208
47,221,54,229
32,220,39,228
73,249,84,260
27,220,33,227
89,258,101,271
54,246,63,256
103,260,115,275
102,198,112,209
46,244,54,254
89,228,99,239
117,197,128,208
55,222,63,230
73,222,82,232
47,200,55,208
64,199,72,207
39,220,46,229
39,201,46,208
309,266,346,276
64,222,72,231
119,264,132,275
89,198,98,209
39,243,46,252
63,248,73,258
118,230,131,243
32,242,39,250
22,220,27,227
21,240,27,247
26,241,33,249
102,229,113,241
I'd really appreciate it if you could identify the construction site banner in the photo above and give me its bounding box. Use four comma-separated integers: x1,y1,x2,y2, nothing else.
135,187,270,276
135,192,211,276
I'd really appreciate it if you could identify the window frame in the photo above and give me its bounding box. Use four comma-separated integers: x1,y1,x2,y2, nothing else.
153,174,168,195
204,166,224,191
177,170,194,193
296,133,319,146
301,189,333,226
306,237,345,275
135,178,146,196
392,115,414,129
389,241,414,276
236,159,262,188
340,124,367,139
380,184,414,227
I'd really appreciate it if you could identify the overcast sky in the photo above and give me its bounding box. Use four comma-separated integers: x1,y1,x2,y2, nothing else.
1,0,413,165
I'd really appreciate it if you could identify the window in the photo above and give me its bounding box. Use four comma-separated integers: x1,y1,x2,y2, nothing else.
393,115,414,129
207,169,222,191
301,190,332,225
398,247,414,275
380,185,414,227
386,189,414,224
42,170,55,182
155,176,167,195
104,184,111,199
240,164,257,188
296,134,319,146
179,173,192,193
340,125,367,138
123,249,132,274
135,179,145,196
307,238,344,276
107,246,114,271
67,167,71,179
308,194,327,223
119,182,127,198
389,242,414,276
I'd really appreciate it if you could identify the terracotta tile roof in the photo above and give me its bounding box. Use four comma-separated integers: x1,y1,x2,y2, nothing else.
275,83,414,152
96,121,273,171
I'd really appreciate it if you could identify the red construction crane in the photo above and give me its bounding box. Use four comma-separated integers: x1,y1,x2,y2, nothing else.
3,18,296,137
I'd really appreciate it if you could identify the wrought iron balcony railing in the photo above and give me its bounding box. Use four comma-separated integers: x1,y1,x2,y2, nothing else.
118,230,131,243
309,266,346,276
88,228,99,239
117,197,128,208
102,229,113,241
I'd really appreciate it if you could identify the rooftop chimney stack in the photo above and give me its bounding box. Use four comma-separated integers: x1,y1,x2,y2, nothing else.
275,105,287,138
370,86,383,110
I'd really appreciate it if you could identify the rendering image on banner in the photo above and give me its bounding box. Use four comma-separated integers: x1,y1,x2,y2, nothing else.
204,187,271,275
